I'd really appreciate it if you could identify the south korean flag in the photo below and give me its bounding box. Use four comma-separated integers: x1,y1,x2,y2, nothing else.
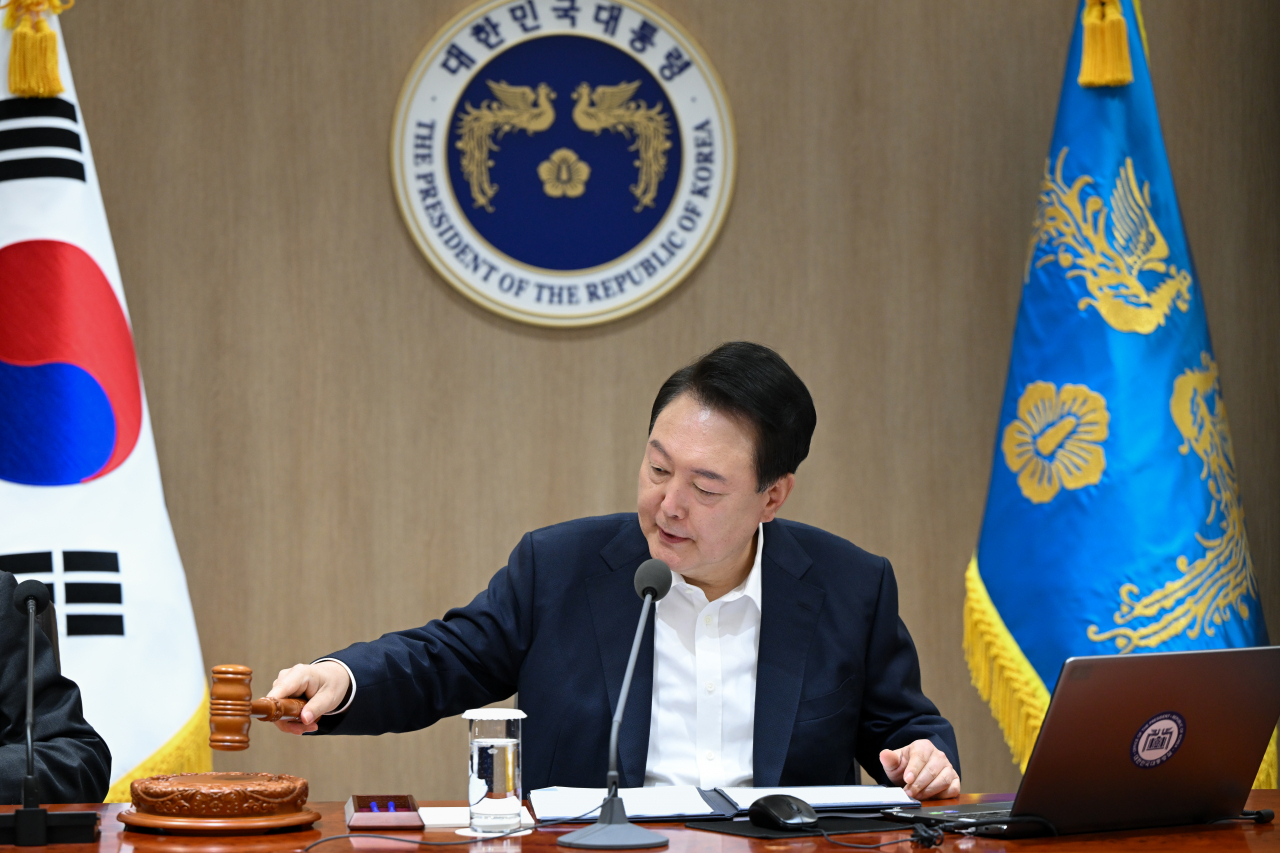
0,10,209,800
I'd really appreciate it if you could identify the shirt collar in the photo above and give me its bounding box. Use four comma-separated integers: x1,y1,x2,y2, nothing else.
669,522,765,610
740,522,764,611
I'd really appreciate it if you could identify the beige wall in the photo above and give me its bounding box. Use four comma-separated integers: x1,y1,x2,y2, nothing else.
61,1,1279,800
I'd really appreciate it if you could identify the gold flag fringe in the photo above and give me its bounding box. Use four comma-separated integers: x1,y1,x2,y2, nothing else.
1078,0,1133,88
1255,729,1278,789
2,0,73,98
963,556,1050,771
966,556,1279,787
104,690,213,803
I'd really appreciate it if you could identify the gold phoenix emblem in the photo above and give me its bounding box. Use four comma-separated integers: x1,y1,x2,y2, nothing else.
1088,354,1260,652
571,81,672,212
537,148,590,198
1002,381,1109,504
1029,148,1193,334
456,80,557,212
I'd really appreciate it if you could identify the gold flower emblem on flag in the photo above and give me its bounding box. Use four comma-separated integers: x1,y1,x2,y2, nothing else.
537,148,590,198
1002,381,1109,504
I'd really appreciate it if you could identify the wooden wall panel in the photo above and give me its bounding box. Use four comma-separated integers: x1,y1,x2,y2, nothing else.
59,0,1278,800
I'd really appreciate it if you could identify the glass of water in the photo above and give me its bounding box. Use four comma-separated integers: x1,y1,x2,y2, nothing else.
462,708,527,833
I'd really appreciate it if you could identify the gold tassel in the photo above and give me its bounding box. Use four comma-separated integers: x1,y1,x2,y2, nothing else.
1101,0,1134,86
3,0,73,98
1078,0,1105,87
1079,0,1133,88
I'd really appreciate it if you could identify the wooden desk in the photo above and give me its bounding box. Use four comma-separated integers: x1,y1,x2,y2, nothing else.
3,792,1276,853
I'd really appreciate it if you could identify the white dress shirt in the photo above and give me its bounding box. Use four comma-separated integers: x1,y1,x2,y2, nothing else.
643,524,763,788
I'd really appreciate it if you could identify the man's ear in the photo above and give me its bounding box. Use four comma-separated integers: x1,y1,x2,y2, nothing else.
760,473,795,522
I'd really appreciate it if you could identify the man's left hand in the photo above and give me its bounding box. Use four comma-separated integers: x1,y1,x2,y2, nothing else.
879,739,960,800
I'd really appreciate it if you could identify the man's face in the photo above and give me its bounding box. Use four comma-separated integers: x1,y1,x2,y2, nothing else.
637,393,791,589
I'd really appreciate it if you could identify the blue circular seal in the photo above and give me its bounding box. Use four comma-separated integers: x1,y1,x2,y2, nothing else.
1130,712,1185,768
446,35,681,271
392,0,734,327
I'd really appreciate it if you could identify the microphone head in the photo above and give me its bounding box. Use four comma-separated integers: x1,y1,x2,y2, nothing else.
12,579,51,616
634,559,672,601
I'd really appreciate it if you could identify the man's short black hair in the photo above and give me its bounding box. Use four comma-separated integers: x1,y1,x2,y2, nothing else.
648,342,817,492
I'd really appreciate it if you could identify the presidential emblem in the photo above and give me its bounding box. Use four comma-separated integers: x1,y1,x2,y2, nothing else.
1130,712,1185,769
392,0,735,327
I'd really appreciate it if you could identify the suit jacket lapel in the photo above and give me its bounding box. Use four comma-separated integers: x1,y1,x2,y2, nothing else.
753,520,824,786
586,516,653,788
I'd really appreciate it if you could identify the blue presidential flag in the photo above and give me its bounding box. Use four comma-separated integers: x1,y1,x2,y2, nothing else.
963,0,1274,784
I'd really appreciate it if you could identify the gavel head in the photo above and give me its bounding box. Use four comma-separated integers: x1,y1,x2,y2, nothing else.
209,664,255,751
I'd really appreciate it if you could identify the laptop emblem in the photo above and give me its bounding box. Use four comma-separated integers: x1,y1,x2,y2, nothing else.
1131,711,1186,768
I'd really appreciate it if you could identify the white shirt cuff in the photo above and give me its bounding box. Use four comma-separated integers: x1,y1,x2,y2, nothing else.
311,658,357,715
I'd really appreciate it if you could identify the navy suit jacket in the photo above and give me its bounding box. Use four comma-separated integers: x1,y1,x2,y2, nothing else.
318,514,958,789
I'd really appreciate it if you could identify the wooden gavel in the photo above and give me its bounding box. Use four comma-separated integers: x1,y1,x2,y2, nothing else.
209,664,306,751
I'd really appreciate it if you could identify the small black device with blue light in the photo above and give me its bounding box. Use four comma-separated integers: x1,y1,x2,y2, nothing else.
882,646,1280,838
344,796,424,829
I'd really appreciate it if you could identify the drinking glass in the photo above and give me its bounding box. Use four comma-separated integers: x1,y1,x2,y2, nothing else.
463,708,527,833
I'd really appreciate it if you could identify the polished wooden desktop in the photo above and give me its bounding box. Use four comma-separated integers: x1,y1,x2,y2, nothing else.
3,792,1276,853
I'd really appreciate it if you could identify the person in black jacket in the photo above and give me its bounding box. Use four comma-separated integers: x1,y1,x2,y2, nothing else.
0,572,111,804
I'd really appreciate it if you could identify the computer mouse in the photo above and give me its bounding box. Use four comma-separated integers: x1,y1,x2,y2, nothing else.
748,794,819,830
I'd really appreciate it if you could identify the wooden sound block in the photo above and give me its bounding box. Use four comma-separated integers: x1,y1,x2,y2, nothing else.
116,809,323,835
121,772,320,835
344,795,424,829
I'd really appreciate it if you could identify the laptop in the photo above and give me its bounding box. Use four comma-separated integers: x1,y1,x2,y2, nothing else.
885,645,1280,837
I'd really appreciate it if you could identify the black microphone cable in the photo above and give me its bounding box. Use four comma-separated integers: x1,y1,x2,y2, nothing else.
813,824,944,849
939,814,1058,836
1210,809,1274,824
807,813,1059,847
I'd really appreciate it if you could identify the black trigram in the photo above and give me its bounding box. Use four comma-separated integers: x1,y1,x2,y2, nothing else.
0,98,86,183
0,550,123,635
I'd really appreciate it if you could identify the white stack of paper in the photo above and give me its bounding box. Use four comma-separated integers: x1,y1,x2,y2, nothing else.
721,786,917,809
529,784,917,822
418,806,535,827
529,787,715,822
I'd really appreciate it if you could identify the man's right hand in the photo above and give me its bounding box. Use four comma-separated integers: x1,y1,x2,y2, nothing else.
267,661,350,734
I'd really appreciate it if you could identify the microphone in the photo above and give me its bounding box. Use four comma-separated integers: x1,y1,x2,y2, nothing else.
13,581,51,810
558,559,672,850
13,580,50,617
0,581,99,845
633,560,672,602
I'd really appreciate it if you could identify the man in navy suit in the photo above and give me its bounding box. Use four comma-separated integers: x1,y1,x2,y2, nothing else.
270,343,960,798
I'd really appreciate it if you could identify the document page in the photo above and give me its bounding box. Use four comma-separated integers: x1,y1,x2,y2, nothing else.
529,786,716,821
417,806,535,827
721,786,918,810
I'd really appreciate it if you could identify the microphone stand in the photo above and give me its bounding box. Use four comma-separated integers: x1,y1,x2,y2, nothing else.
24,594,41,810
558,590,668,849
0,583,99,846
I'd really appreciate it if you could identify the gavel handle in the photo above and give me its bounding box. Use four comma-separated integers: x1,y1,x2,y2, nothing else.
250,696,306,723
